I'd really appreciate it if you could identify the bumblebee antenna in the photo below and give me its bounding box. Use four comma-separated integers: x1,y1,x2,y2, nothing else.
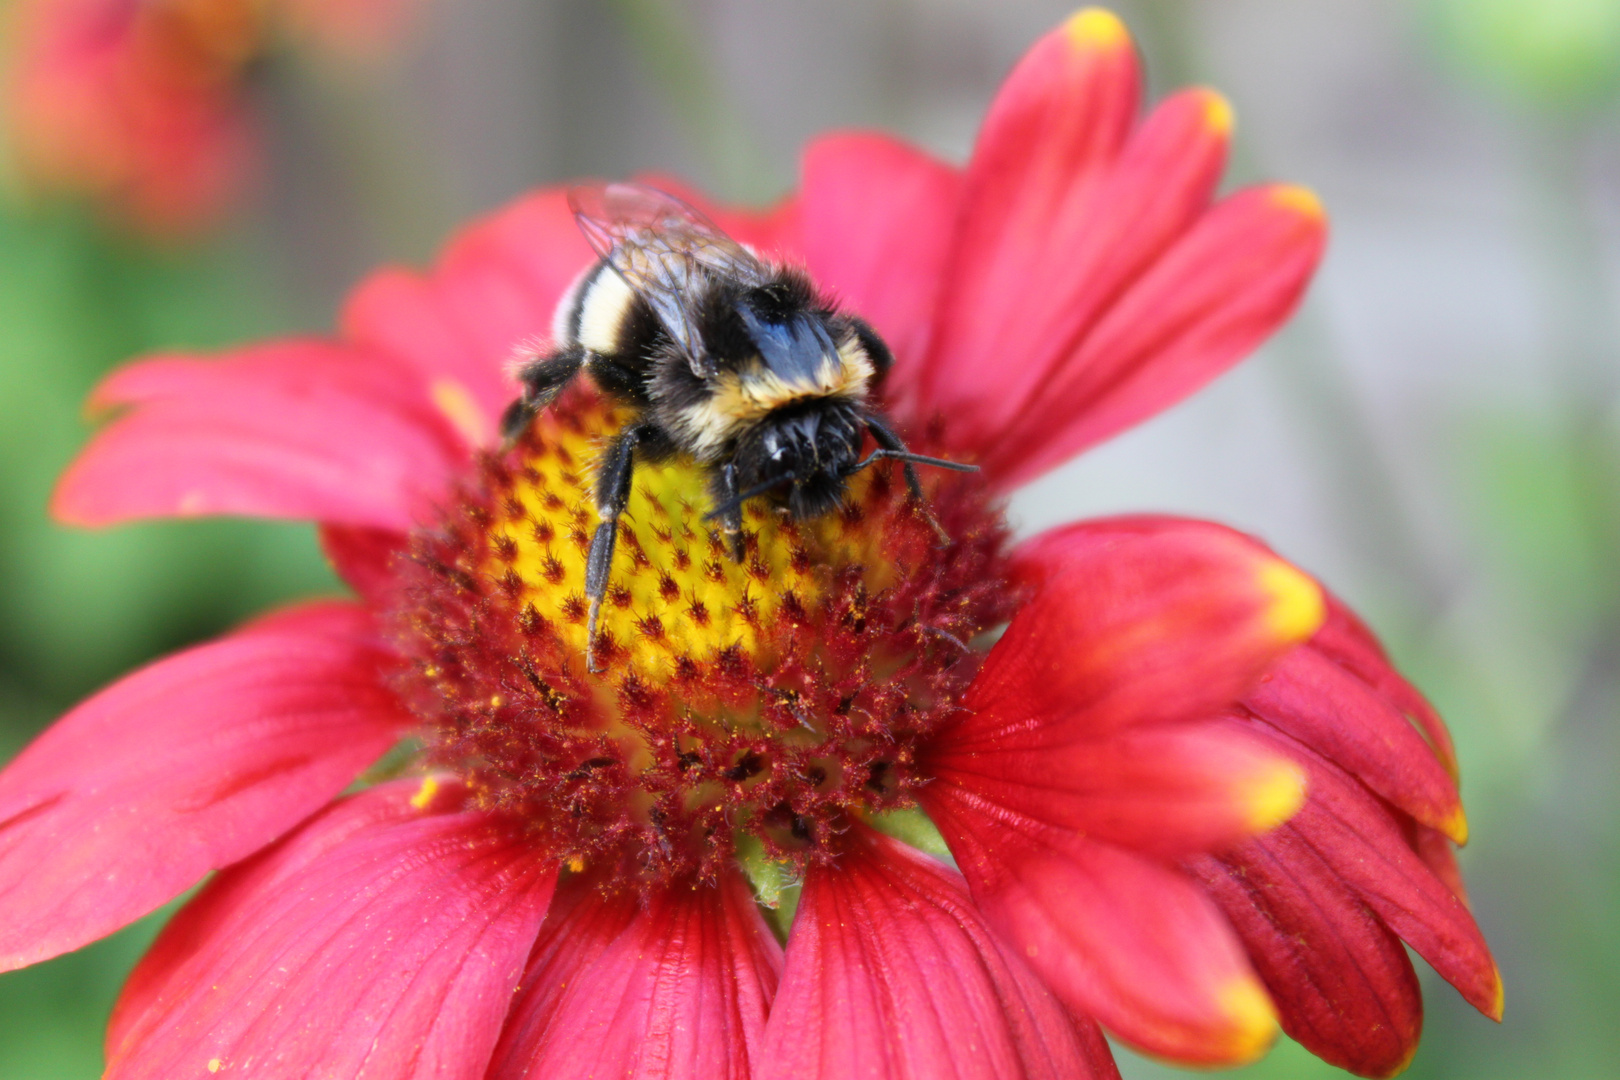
847,449,979,475
702,475,796,523
858,416,977,545
848,448,976,545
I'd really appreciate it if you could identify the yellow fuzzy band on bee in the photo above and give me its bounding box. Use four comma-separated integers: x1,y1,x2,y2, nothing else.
680,340,875,458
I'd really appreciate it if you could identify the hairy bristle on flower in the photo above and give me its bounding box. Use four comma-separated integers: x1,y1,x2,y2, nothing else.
389,395,1013,889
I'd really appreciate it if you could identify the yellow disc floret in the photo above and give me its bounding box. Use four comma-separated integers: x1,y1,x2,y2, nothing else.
490,406,897,676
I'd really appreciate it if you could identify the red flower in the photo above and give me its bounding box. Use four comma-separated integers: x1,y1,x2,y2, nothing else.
3,9,1496,1079
3,0,415,233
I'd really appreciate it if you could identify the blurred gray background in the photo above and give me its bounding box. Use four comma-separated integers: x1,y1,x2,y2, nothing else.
1,0,1616,1076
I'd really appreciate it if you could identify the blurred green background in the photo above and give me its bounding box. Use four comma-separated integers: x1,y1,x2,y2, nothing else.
0,0,1616,1077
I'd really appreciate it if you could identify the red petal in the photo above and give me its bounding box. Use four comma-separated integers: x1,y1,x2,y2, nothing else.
106,781,557,1080
710,196,801,259
0,601,408,972
1407,821,1469,903
341,268,508,443
319,523,408,606
52,341,466,530
1245,645,1465,842
488,869,780,1079
1186,837,1424,1079
1312,595,1458,776
756,825,1118,1080
910,9,1139,433
927,721,1304,858
341,187,594,436
985,183,1326,487
919,82,1228,457
954,516,1324,745
922,788,1275,1065
1235,721,1501,1022
798,133,962,382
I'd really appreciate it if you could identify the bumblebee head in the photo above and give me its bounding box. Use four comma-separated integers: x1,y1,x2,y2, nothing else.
733,398,864,521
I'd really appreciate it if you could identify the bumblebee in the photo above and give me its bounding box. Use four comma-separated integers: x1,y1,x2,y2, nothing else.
501,183,974,670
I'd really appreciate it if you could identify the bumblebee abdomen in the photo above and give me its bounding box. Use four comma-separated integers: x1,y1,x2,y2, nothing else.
555,261,642,357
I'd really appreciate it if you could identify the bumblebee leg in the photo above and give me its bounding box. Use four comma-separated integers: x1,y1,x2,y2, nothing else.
865,415,950,543
501,346,586,447
849,317,894,383
584,421,647,672
712,462,746,562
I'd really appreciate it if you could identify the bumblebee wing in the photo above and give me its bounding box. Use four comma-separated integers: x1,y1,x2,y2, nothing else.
569,183,767,377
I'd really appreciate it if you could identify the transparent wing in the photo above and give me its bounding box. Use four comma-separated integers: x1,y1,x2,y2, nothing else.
568,183,768,376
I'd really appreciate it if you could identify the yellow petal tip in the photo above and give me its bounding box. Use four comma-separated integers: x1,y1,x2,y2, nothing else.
409,776,441,810
1442,805,1470,846
431,378,494,448
1218,977,1279,1063
1488,966,1506,1022
1257,558,1326,645
1198,88,1235,135
1245,759,1307,832
1064,8,1130,51
1270,183,1325,221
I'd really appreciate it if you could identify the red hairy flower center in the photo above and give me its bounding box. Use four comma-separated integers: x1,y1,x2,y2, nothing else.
391,398,1014,888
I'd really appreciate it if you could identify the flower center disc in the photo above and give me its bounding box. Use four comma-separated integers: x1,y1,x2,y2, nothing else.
393,398,1013,887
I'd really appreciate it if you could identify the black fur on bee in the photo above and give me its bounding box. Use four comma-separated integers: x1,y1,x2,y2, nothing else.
501,183,976,671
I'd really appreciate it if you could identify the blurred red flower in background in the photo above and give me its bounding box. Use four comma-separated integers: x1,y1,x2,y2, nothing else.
2,0,414,234
0,8,1497,1079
